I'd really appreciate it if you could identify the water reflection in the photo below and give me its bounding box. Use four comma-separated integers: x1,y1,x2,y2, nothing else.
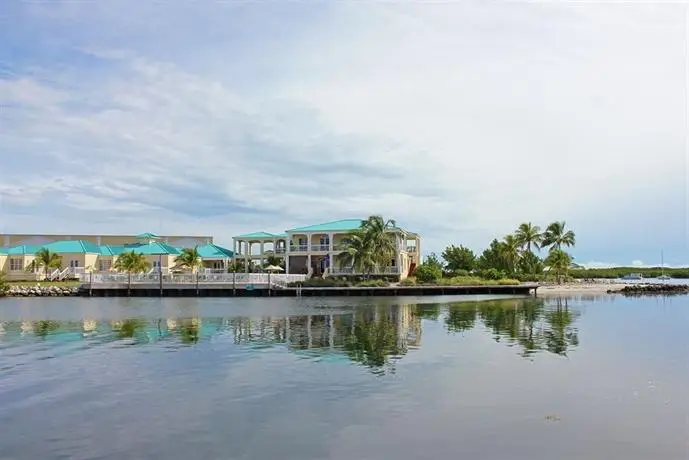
0,299,580,373
445,298,580,357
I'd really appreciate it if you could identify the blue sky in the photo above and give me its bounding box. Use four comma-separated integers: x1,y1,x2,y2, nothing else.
0,1,687,267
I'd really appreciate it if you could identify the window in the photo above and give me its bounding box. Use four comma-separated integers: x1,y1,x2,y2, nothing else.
319,236,330,246
212,261,223,269
390,258,396,267
69,260,79,268
152,260,161,268
98,260,112,271
9,258,22,271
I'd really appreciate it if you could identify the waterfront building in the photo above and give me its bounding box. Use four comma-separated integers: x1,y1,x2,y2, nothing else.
232,218,421,279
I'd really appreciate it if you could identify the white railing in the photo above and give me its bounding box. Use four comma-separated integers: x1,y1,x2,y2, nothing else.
406,246,417,253
330,266,401,275
275,247,286,254
81,272,307,286
290,245,309,252
310,244,330,252
48,268,60,281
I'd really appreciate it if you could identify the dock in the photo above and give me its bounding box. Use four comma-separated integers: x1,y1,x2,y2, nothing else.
77,282,539,297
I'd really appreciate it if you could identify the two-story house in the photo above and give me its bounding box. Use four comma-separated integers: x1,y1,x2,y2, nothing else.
232,219,422,279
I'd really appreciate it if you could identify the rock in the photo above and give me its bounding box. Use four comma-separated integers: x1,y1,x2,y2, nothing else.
610,284,689,296
6,284,79,297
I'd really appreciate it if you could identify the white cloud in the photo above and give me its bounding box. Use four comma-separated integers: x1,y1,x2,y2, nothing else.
0,2,686,259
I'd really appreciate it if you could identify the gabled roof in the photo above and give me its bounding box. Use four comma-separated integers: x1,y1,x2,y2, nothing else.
196,244,234,259
136,232,160,239
43,240,102,254
234,231,277,239
0,247,7,255
7,245,41,255
286,219,364,233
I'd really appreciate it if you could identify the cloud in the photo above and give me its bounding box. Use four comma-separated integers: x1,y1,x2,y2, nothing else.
0,1,686,263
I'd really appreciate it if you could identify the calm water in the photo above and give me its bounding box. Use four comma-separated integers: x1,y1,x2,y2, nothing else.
1,295,688,460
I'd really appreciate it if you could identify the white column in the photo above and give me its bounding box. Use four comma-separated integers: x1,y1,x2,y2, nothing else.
328,232,334,272
285,237,291,274
260,242,265,267
244,241,249,273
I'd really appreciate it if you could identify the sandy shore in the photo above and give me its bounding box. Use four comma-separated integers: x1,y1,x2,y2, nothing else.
536,282,626,296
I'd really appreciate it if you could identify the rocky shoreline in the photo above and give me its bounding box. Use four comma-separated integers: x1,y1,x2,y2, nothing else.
608,284,689,296
6,285,79,297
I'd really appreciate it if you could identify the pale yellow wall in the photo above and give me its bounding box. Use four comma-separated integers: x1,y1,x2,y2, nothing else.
0,254,6,273
2,254,39,281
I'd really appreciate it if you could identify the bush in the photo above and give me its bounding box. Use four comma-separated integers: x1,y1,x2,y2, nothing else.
357,279,389,287
476,268,505,280
444,269,469,278
413,264,442,283
497,279,520,285
0,274,8,297
399,277,417,286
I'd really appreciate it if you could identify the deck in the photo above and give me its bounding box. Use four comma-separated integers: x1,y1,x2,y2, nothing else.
77,282,540,297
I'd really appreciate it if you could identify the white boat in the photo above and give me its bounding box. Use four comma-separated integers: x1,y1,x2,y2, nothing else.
622,273,643,280
658,250,671,281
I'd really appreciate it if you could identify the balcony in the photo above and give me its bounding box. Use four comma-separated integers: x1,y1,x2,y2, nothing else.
289,245,309,252
275,247,286,254
406,246,417,253
310,244,330,252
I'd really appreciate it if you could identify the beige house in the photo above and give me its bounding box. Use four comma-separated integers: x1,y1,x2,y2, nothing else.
233,219,421,279
0,232,230,281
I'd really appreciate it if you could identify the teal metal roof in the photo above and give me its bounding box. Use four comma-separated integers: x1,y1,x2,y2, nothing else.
286,219,364,233
197,244,234,259
273,233,288,238
0,247,7,255
234,231,276,239
102,242,181,256
43,240,102,254
7,245,41,255
136,232,160,239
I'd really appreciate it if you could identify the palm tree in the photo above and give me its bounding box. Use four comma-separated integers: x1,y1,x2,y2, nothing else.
542,221,576,251
544,249,572,284
514,222,543,253
360,215,397,273
30,248,62,280
174,247,202,272
499,235,520,275
336,229,375,275
113,250,151,296
175,247,203,294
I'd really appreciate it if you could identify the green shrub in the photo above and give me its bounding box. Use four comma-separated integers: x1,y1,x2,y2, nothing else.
476,268,505,280
0,274,8,297
497,279,520,285
413,264,442,283
400,277,417,286
356,279,389,287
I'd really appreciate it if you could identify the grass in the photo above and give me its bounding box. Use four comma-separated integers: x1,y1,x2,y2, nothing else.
9,280,82,288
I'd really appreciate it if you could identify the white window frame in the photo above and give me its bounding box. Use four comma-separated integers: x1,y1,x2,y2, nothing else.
9,258,23,271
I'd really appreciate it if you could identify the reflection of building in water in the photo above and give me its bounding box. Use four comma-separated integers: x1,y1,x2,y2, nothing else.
166,318,177,330
20,320,33,334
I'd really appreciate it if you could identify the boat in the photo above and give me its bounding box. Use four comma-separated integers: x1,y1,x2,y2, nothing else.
658,250,671,281
621,273,643,280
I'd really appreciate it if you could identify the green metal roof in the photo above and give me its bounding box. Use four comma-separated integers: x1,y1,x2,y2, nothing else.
43,240,102,254
197,244,234,259
234,231,277,239
101,242,181,256
7,245,41,255
136,232,160,239
286,219,364,233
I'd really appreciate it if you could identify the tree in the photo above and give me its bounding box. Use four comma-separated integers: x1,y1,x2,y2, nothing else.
360,215,397,273
499,235,520,275
544,249,572,284
0,273,9,297
478,239,509,273
442,245,476,272
542,221,576,251
113,250,151,296
30,248,62,280
265,255,283,267
338,215,397,275
413,262,442,283
514,222,543,253
336,229,376,275
174,247,203,273
518,250,544,275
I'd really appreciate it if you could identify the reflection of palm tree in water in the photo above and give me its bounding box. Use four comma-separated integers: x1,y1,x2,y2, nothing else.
443,298,579,358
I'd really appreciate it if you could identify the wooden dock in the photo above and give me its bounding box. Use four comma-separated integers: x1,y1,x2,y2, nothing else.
77,283,539,297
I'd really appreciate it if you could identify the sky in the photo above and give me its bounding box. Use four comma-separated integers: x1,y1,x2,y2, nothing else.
0,1,687,268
